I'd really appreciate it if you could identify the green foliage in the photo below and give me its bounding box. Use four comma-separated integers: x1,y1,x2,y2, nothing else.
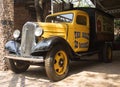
115,35,120,41
114,19,120,41
114,19,120,28
54,0,95,7
77,0,95,7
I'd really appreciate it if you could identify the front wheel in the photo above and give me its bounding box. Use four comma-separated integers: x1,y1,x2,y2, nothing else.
6,59,30,73
45,45,69,81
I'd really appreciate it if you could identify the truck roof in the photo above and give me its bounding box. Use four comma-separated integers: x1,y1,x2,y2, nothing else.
46,9,88,18
72,7,114,18
47,7,114,19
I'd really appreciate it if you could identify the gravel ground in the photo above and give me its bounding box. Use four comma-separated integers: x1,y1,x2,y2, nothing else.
0,51,120,87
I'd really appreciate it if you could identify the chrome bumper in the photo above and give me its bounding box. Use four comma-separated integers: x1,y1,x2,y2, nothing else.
5,55,44,63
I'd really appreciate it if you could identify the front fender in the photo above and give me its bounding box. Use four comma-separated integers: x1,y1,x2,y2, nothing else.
31,36,71,54
5,40,20,54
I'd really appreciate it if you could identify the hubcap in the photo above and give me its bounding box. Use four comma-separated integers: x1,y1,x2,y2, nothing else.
59,58,64,67
54,51,68,75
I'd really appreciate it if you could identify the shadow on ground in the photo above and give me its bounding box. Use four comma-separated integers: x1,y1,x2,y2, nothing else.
0,51,120,87
11,51,120,80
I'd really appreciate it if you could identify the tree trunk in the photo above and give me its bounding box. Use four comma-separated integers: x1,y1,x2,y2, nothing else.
34,0,51,22
34,0,44,22
0,0,14,70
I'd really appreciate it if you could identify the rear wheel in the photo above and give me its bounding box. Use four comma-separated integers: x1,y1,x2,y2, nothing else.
103,44,112,63
45,45,69,81
6,59,30,73
98,44,112,63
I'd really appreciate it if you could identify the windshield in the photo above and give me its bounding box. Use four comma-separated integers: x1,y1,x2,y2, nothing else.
46,13,73,23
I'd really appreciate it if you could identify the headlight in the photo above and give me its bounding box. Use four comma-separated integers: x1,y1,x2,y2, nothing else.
13,29,20,39
34,27,44,37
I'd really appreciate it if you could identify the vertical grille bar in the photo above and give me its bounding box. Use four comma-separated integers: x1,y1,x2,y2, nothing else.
20,22,36,56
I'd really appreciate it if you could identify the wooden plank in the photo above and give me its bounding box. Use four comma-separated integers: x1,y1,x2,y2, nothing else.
5,56,44,63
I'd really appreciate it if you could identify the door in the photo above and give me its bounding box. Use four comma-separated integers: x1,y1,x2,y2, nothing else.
74,13,90,52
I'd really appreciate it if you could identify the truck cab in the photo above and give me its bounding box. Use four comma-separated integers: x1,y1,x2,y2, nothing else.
5,8,113,81
39,10,90,52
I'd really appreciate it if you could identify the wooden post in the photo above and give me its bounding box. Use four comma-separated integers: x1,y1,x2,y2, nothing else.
0,0,14,70
51,0,53,14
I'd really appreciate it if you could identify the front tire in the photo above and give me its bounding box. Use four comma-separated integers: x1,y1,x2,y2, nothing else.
45,45,69,81
6,59,30,73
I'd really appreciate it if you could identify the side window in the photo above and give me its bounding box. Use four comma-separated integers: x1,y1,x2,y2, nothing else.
76,15,87,25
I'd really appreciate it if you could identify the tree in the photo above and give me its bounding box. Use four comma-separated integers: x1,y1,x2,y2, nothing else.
34,0,44,22
34,0,51,22
0,0,14,70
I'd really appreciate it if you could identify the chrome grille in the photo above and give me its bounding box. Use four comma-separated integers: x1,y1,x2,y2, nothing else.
20,22,36,56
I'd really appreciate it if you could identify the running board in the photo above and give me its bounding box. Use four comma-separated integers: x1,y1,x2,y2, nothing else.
5,55,44,63
75,51,98,57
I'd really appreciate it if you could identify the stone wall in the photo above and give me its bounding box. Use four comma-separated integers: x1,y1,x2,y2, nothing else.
0,0,14,70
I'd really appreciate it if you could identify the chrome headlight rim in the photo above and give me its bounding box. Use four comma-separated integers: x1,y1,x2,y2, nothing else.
34,27,44,37
13,29,20,39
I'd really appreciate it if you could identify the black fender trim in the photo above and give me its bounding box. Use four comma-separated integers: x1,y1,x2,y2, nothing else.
5,40,20,54
31,36,73,57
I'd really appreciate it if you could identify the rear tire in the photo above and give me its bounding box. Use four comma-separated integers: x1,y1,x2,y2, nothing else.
45,45,69,81
6,59,30,73
103,44,112,63
98,44,112,63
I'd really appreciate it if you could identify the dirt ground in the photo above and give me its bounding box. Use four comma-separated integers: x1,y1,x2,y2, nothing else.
0,51,120,87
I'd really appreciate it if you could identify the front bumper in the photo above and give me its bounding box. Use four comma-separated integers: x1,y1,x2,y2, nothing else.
5,55,44,63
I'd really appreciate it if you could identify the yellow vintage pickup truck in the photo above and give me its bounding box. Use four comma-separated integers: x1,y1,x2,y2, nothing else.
5,7,114,81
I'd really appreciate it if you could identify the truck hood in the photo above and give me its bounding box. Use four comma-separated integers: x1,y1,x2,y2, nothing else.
38,22,68,39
